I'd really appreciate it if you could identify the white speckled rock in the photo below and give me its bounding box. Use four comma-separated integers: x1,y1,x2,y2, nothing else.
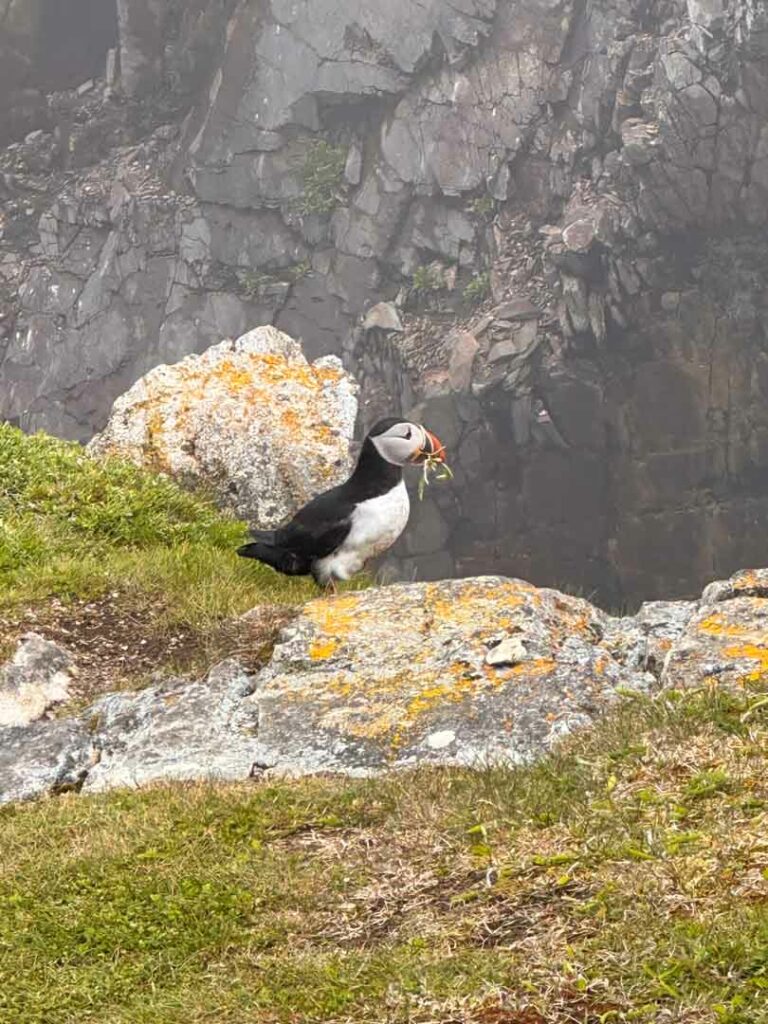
87,326,359,527
0,634,75,728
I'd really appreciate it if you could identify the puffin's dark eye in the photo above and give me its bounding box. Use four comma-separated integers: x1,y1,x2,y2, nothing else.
404,428,412,440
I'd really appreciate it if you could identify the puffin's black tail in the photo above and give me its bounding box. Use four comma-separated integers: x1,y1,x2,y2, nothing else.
237,539,310,577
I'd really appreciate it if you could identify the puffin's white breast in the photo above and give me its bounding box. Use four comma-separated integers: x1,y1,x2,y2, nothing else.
315,480,410,582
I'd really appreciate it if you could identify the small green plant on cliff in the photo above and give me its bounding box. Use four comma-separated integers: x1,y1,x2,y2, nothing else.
237,268,273,299
296,140,347,215
285,258,312,282
463,270,491,304
411,263,445,295
469,194,495,218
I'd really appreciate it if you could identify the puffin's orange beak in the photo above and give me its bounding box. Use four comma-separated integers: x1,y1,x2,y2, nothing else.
411,428,446,463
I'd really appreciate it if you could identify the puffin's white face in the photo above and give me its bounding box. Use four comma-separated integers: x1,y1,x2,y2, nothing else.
369,420,445,467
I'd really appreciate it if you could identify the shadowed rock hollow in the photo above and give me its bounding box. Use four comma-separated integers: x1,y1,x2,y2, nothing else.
1,0,768,605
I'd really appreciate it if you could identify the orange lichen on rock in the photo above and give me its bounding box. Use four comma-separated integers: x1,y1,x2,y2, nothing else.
697,613,751,637
87,326,358,529
722,642,768,683
425,580,533,629
304,594,363,639
309,639,339,660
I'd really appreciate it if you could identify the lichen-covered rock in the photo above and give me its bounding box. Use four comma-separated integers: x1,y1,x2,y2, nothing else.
701,568,768,605
87,326,358,526
0,633,75,728
247,576,653,776
662,571,768,692
602,601,697,676
1,569,767,804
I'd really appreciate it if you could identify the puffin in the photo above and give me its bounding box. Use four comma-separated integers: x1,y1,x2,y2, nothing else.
237,417,445,588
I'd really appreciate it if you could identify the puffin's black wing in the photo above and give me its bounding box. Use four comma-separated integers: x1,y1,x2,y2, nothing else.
238,485,354,575
276,486,355,560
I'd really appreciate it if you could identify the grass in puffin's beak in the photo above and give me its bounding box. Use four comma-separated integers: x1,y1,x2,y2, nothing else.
417,453,454,500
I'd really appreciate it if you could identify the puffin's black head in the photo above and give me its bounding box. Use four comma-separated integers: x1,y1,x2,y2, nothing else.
367,417,446,467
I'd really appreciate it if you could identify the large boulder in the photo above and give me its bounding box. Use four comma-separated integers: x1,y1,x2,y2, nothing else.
662,568,768,691
88,326,358,527
247,576,654,775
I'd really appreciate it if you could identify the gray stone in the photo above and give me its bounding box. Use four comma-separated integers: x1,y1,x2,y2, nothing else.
487,320,539,363
0,634,75,728
0,720,93,805
447,330,479,392
84,661,262,792
485,636,528,666
492,299,539,322
344,143,363,186
363,302,404,333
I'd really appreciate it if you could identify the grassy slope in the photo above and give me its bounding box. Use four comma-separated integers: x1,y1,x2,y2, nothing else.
0,425,316,677
1,687,767,1024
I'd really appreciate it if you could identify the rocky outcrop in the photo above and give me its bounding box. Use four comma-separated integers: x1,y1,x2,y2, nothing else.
87,325,358,526
245,576,654,775
2,567,765,804
2,0,768,603
0,633,75,727
664,568,768,691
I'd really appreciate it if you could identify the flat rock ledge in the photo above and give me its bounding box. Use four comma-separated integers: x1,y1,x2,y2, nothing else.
2,570,767,804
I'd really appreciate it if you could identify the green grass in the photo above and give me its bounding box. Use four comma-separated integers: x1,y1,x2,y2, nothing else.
463,270,491,304
0,424,315,661
2,686,767,1023
295,140,347,215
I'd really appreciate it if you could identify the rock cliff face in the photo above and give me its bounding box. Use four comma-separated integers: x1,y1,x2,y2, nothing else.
1,0,768,604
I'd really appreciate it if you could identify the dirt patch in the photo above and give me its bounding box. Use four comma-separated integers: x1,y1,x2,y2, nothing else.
0,595,297,708
466,990,627,1023
0,593,201,705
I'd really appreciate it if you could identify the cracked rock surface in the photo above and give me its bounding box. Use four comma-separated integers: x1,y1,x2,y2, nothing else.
2,567,765,804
